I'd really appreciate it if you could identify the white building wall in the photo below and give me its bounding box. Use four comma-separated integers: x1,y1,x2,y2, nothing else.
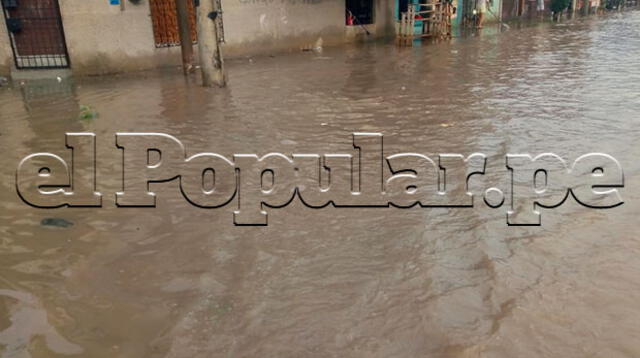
59,0,183,75
0,15,12,76
0,0,395,76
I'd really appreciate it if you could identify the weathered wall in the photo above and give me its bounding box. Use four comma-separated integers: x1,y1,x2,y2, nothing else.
59,0,183,75
60,0,395,74
374,0,396,37
1,0,396,77
222,0,347,56
0,15,12,76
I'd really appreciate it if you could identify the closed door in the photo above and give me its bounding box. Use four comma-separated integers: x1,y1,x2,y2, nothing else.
2,0,70,69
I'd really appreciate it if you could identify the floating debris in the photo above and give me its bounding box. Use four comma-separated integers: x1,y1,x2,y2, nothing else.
313,37,323,52
41,218,74,228
78,105,98,120
301,37,323,52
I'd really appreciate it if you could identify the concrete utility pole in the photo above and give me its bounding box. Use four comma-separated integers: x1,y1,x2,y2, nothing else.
197,0,226,87
175,0,194,75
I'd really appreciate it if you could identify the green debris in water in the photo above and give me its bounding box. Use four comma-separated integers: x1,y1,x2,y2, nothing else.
41,218,74,228
78,105,98,120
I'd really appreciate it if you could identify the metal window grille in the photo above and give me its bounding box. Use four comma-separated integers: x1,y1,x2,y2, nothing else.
1,0,70,69
149,0,197,48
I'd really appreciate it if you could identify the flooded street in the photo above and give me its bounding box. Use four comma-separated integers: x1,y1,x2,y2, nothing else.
1,11,640,358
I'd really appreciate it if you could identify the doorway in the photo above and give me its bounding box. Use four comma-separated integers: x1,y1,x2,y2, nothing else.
1,0,70,69
346,0,374,25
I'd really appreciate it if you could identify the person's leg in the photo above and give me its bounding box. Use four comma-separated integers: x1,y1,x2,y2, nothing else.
477,11,484,27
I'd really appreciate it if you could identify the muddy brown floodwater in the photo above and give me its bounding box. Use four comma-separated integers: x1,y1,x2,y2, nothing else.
1,11,640,358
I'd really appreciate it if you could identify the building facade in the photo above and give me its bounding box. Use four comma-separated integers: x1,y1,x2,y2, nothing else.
0,0,395,77
0,0,514,78
501,0,597,20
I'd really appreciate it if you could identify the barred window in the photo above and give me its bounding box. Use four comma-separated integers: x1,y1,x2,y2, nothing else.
149,0,197,48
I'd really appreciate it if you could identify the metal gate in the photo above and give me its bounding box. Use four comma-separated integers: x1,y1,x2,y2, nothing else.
1,0,70,69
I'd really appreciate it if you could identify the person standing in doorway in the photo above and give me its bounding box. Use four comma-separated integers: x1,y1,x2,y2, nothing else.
476,0,487,27
537,0,545,18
